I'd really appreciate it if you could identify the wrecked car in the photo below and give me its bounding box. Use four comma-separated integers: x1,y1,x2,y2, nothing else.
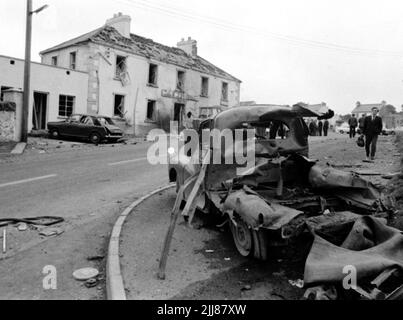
48,114,124,144
166,103,394,261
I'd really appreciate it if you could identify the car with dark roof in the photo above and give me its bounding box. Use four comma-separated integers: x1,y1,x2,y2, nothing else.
47,114,124,144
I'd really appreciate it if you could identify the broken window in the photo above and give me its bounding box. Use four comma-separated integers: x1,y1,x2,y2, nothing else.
51,56,58,66
177,71,185,91
115,55,127,78
147,100,157,122
69,52,77,70
114,94,125,117
58,95,75,117
221,82,229,101
0,86,12,101
148,64,158,86
201,77,209,97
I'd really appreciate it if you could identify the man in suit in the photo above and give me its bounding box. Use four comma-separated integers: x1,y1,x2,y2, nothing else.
318,120,323,136
348,114,358,138
362,107,383,161
323,120,330,137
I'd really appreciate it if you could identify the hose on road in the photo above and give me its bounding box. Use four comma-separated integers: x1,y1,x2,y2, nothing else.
0,216,65,228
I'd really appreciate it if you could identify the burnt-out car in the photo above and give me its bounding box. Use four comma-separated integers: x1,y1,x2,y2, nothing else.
167,104,394,260
47,114,124,144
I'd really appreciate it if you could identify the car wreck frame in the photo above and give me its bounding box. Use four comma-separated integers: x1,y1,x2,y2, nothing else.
160,103,394,279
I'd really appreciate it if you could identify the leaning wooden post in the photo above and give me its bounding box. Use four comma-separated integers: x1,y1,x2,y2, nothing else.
158,150,210,280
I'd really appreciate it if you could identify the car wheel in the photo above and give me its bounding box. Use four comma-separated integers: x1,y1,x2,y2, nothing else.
252,229,270,261
229,218,253,257
89,132,101,144
49,129,60,139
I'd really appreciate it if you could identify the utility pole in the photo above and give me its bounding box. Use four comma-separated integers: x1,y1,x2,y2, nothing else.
21,0,33,143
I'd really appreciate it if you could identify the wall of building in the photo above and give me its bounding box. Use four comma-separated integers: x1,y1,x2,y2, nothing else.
92,44,241,135
0,55,89,131
0,102,16,141
40,41,241,136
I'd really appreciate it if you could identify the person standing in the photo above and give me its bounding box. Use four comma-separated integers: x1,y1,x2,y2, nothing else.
363,107,383,161
323,120,330,137
348,114,358,138
318,120,323,136
308,120,315,136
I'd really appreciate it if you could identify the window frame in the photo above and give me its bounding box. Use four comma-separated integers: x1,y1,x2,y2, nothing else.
115,55,127,78
69,52,77,70
51,56,58,67
148,63,158,87
58,94,75,118
113,94,126,117
221,82,229,102
177,70,186,91
201,76,209,97
146,100,157,123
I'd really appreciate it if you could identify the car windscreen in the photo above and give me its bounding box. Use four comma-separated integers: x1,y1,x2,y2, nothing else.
95,117,115,126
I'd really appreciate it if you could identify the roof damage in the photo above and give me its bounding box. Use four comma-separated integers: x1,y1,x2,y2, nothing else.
40,26,241,83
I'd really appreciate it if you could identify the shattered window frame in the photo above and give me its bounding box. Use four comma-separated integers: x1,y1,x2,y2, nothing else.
148,63,158,86
51,56,58,66
115,55,127,78
177,70,186,91
113,94,125,118
58,94,75,118
221,82,229,102
146,100,157,122
0,86,12,101
201,76,209,97
69,51,77,70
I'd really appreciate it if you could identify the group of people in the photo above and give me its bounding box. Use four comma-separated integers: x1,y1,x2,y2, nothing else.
307,119,330,137
348,108,383,161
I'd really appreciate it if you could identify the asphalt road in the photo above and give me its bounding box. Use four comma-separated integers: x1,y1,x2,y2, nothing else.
0,142,168,220
0,141,169,300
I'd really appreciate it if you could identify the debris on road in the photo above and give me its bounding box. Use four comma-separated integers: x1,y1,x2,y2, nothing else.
241,285,252,291
288,279,304,289
304,216,403,300
17,223,28,232
73,267,99,281
39,227,64,237
0,216,64,228
87,255,105,261
84,278,99,288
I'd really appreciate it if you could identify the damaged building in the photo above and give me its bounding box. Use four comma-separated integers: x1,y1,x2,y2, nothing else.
39,13,242,135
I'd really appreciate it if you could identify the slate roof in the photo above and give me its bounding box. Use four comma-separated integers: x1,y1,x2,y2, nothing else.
40,26,241,83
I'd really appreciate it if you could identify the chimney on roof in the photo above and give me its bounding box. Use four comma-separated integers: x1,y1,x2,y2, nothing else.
356,101,361,107
106,13,131,38
177,37,198,57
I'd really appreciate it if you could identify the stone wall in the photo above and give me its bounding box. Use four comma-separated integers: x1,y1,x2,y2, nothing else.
0,102,16,141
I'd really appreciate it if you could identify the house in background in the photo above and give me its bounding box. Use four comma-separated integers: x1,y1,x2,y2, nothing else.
351,101,386,118
40,13,241,135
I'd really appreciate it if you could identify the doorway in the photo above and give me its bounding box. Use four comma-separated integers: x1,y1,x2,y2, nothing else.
174,103,185,128
32,92,48,130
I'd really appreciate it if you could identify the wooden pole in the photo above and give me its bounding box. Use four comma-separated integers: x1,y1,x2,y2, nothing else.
21,0,33,143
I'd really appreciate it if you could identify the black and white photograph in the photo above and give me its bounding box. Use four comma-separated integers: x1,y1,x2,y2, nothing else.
0,0,403,307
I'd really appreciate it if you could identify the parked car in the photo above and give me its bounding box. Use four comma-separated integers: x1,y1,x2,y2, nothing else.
47,114,124,144
335,122,350,134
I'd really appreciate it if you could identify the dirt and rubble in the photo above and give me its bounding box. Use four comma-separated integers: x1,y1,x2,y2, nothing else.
120,133,403,300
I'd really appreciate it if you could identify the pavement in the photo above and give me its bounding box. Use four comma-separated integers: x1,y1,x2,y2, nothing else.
0,138,168,299
115,133,403,300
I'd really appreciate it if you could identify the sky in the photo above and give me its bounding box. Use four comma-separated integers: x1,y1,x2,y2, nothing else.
1,0,403,114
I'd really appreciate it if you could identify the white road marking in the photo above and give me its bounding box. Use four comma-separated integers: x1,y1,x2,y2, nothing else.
108,157,148,166
0,174,58,189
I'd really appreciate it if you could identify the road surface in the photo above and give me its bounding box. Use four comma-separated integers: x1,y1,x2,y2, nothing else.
0,140,168,300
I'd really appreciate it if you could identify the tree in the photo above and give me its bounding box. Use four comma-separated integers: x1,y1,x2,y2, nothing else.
380,104,396,117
